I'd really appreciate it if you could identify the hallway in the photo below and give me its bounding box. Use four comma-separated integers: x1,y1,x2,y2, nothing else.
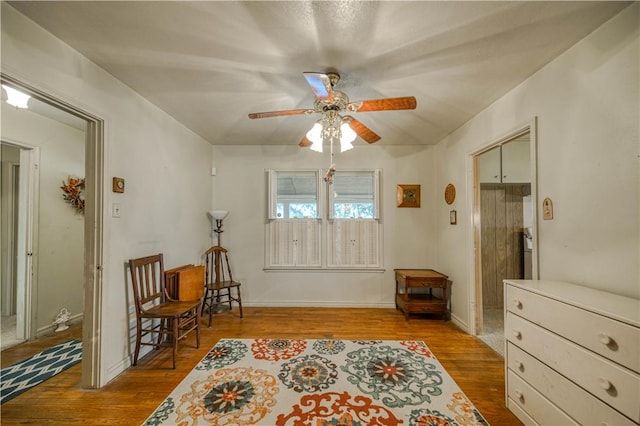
0,315,21,351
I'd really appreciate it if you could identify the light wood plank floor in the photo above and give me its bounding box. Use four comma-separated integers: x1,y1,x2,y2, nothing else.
1,308,522,425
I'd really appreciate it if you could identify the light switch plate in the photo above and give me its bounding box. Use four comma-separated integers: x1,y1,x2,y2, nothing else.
542,198,553,220
112,203,122,218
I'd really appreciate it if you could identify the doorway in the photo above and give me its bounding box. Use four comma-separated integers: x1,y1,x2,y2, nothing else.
0,74,104,388
1,145,22,349
472,120,538,355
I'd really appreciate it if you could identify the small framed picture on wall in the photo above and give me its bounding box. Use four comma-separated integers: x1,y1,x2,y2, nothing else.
397,184,420,208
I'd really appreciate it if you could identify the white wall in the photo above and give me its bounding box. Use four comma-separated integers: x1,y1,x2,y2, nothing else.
2,4,213,385
1,105,85,333
212,144,438,307
435,3,639,330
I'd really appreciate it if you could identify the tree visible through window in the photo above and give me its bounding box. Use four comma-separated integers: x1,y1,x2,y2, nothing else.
277,203,317,219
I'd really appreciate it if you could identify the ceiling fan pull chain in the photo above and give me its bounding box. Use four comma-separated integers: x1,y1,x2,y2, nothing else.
323,111,340,184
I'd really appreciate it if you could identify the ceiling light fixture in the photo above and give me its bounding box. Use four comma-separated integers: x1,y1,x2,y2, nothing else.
306,121,323,152
305,111,356,154
2,84,30,109
339,119,356,152
304,110,360,184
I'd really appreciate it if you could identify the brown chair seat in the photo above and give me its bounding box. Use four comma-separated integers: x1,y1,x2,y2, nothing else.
207,280,240,291
141,301,202,317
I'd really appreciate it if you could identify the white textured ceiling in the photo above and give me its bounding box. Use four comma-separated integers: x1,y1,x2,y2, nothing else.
7,1,630,146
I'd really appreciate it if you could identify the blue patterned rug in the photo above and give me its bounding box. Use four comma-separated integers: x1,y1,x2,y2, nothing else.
1,339,82,404
143,338,489,425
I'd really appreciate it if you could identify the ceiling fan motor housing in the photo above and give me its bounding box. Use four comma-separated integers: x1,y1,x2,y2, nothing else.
327,72,340,87
315,90,349,112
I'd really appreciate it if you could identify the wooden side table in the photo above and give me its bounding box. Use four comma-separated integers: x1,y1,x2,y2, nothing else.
395,269,449,320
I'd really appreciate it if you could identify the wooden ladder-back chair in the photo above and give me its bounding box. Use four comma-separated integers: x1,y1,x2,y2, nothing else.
202,245,243,327
128,253,201,369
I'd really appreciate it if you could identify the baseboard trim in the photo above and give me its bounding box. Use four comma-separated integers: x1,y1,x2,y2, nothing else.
449,312,469,333
243,302,396,309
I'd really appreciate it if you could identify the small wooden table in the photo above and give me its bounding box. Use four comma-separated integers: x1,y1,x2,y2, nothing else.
395,269,449,320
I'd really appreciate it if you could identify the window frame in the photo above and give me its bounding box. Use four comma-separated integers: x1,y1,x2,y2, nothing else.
265,168,383,271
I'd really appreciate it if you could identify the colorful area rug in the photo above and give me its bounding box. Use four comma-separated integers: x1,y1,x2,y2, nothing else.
143,339,489,425
0,339,82,404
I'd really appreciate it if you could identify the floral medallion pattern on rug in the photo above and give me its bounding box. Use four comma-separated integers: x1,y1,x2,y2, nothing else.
142,339,490,426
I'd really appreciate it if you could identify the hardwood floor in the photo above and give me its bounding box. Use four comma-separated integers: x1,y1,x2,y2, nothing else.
1,308,522,425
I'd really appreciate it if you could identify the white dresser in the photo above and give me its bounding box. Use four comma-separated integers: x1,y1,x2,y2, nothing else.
504,279,640,425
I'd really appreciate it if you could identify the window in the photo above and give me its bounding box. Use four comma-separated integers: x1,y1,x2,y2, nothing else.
268,170,319,219
329,171,379,219
326,170,381,268
266,169,382,270
266,170,321,267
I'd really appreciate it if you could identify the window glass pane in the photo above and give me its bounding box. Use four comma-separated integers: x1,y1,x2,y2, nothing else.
331,172,375,219
275,171,318,218
288,203,317,218
333,203,373,218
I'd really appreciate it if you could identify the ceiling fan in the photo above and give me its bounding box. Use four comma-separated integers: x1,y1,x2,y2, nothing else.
248,72,417,148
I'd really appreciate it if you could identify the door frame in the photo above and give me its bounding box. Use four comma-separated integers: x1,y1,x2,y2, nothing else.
467,117,539,335
15,143,39,341
1,74,104,388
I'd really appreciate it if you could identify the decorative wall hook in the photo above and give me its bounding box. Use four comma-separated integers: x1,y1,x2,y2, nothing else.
60,176,85,214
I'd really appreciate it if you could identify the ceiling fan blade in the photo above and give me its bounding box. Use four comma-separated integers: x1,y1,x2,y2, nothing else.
248,109,313,119
303,72,334,101
344,116,381,144
299,136,312,148
347,96,417,113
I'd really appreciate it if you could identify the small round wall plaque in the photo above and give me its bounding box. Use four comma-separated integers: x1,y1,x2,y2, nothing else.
444,183,456,205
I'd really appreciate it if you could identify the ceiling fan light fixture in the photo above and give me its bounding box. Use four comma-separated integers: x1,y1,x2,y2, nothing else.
249,72,417,151
2,84,30,108
307,121,323,152
339,121,356,152
310,139,323,153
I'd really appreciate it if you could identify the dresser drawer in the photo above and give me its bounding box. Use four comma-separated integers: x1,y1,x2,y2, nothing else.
507,343,636,426
506,284,640,373
506,312,640,422
506,398,538,426
507,370,578,425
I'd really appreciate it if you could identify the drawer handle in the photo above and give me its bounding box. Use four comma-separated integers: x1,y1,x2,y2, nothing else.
513,329,522,340
598,377,612,391
599,333,612,345
513,299,523,309
515,360,524,371
514,390,524,402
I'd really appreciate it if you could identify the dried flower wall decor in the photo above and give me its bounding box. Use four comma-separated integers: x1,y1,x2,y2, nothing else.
61,176,85,214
